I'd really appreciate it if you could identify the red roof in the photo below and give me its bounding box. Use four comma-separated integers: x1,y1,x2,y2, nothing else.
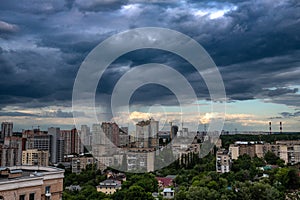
156,177,173,187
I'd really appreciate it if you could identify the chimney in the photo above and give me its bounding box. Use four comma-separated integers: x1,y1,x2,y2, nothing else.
280,122,282,134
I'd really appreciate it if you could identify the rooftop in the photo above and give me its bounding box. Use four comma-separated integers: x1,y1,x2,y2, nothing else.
0,166,64,183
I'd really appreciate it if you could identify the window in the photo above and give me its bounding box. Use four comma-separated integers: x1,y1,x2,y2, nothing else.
19,195,25,200
45,186,51,194
45,186,51,193
29,193,35,200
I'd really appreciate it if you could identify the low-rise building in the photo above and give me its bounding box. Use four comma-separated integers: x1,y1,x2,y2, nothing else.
163,188,175,199
0,166,64,200
156,177,174,189
96,179,121,195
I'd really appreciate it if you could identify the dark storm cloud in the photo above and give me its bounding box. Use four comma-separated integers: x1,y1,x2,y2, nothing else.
280,111,300,118
0,0,299,110
41,109,85,118
0,111,36,117
74,0,129,12
0,109,84,118
0,0,67,14
264,88,298,97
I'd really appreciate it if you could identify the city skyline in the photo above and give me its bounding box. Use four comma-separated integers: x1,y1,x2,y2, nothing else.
0,0,300,132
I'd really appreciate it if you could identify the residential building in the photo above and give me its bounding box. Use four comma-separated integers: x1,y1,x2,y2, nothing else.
229,145,239,160
275,140,300,165
229,140,300,165
22,149,49,166
71,156,95,174
0,166,64,200
81,125,91,146
216,149,231,173
60,128,83,156
96,154,124,171
48,127,64,164
92,124,109,146
1,136,22,167
102,122,120,147
22,129,48,150
119,127,129,147
135,118,158,148
126,151,155,172
163,188,175,199
0,122,13,142
156,177,174,189
96,179,121,195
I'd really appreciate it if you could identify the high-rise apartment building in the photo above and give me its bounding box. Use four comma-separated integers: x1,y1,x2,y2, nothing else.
22,149,49,166
1,136,23,167
135,118,159,148
0,122,13,142
81,125,91,146
102,122,120,147
60,128,83,156
48,127,64,164
33,134,52,151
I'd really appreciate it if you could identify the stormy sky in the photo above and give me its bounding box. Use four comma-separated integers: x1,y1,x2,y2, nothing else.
0,0,299,132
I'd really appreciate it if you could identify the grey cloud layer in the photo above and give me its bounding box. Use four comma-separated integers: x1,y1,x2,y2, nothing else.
0,0,299,112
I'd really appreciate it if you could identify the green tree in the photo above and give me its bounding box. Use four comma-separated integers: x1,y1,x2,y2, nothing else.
264,151,280,165
124,185,154,200
250,182,283,200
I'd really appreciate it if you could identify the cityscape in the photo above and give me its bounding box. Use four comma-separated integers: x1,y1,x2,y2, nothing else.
0,121,300,199
1,0,300,200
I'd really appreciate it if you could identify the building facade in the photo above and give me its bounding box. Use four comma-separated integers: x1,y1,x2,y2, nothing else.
1,136,22,167
216,149,231,173
48,127,64,164
60,128,83,156
135,118,159,149
101,122,120,147
71,157,95,174
229,140,300,165
0,122,13,142
22,149,49,166
96,179,121,195
0,166,64,200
